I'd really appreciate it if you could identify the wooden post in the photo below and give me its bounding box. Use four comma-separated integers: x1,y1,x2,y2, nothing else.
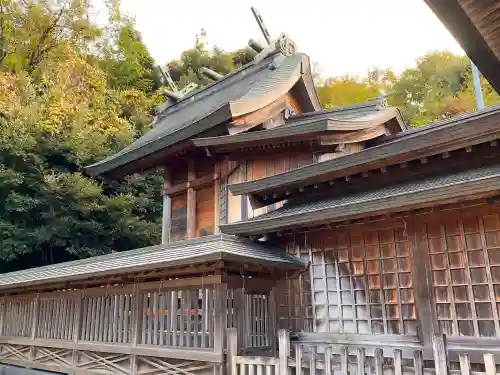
412,223,436,346
226,328,238,375
132,287,141,347
187,160,196,239
278,329,289,375
432,333,448,375
0,299,5,336
73,294,82,343
213,162,221,234
484,353,496,375
31,295,40,340
214,284,227,355
268,288,277,356
162,167,172,244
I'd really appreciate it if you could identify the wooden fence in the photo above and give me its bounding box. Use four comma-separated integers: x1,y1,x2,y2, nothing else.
227,329,500,375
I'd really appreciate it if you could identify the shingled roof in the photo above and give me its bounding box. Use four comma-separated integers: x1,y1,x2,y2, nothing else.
192,102,406,153
0,234,306,292
229,105,500,207
220,164,500,236
85,52,320,177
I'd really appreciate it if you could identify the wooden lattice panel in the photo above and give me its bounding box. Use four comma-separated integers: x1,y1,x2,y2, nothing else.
3,299,34,337
33,347,73,369
76,350,132,375
38,296,76,340
139,287,215,349
80,293,133,343
136,355,215,375
429,214,500,337
278,238,314,332
0,344,31,363
292,227,416,335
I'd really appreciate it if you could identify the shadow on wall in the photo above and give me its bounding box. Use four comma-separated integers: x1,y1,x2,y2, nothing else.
0,365,62,375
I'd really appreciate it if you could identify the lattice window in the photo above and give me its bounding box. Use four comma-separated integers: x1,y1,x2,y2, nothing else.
310,228,416,335
245,294,270,348
3,299,34,337
79,293,133,343
38,297,76,340
277,238,314,332
429,215,500,337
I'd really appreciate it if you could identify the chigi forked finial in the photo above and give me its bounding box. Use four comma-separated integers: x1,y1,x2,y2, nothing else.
248,6,297,63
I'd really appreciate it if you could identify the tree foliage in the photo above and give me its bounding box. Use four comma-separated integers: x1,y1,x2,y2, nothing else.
1,0,500,273
316,51,500,126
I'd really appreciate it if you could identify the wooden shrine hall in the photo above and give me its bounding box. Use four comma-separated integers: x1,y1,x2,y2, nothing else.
3,5,500,375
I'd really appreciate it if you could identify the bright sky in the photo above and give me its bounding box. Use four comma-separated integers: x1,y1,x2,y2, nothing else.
119,0,464,78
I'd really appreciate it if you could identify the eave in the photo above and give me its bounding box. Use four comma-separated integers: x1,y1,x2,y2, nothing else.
229,105,500,207
192,106,402,154
220,164,500,236
424,0,500,93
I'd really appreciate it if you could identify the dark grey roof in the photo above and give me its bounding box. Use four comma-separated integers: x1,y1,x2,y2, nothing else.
85,52,320,177
220,164,500,236
0,234,306,291
192,104,404,150
229,105,500,205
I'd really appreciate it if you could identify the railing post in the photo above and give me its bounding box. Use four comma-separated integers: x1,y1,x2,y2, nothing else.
432,333,448,375
278,329,290,375
226,328,238,375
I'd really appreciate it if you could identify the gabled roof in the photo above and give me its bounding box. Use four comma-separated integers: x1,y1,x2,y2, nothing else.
85,52,321,177
229,105,500,207
424,0,500,93
0,234,306,292
220,164,500,236
192,103,405,153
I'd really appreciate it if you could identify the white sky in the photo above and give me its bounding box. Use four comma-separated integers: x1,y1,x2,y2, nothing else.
118,0,464,78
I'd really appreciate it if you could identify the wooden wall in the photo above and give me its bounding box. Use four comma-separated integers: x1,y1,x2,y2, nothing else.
277,203,500,343
227,153,315,224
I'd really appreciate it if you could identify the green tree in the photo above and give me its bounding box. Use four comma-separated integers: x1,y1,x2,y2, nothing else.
0,0,163,271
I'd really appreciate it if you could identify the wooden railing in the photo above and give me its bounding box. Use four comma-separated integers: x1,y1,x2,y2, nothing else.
227,329,500,375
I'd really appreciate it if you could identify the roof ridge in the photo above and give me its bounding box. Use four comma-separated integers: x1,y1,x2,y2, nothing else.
157,51,286,121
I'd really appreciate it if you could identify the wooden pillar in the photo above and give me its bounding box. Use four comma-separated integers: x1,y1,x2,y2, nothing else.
132,287,141,348
278,329,290,375
0,299,6,337
432,333,448,375
213,162,221,234
226,328,238,375
31,295,40,340
269,288,277,356
162,167,172,244
214,284,227,355
73,294,82,343
187,160,196,239
412,222,437,346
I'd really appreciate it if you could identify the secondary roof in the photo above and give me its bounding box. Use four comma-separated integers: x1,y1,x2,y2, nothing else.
0,234,306,292
192,102,405,154
228,105,500,207
221,163,500,236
